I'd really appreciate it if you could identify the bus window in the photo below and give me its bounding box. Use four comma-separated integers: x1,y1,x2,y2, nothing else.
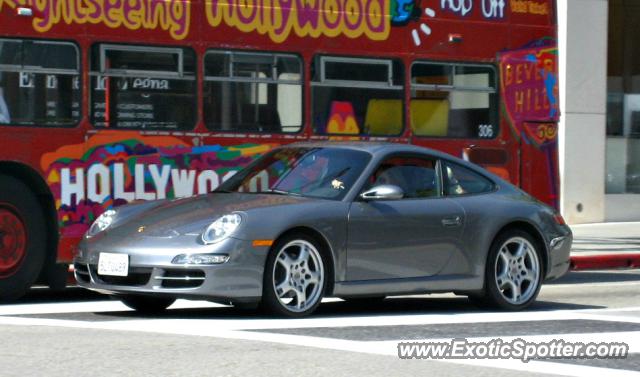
312,56,404,136
0,39,80,127
410,62,497,139
89,44,196,130
203,51,303,133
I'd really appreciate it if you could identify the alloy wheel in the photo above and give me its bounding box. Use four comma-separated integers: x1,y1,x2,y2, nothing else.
494,236,540,305
272,239,324,313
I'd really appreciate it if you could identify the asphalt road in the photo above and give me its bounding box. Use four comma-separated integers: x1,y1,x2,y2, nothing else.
1,270,639,377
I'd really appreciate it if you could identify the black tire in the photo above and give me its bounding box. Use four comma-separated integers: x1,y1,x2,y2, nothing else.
0,174,47,301
117,295,176,313
471,229,543,310
44,263,69,291
262,233,328,317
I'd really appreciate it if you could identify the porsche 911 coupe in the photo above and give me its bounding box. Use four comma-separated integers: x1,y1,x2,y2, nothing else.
74,143,572,317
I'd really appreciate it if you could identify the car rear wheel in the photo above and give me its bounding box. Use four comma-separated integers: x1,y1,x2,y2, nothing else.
0,175,47,301
262,234,327,317
472,230,543,310
117,295,176,313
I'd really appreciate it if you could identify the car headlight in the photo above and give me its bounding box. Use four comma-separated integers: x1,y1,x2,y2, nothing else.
202,213,242,244
86,209,117,238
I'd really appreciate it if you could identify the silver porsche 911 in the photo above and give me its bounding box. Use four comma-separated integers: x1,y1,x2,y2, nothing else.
75,143,572,317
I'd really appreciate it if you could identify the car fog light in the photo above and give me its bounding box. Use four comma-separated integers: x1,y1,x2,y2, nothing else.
172,253,230,265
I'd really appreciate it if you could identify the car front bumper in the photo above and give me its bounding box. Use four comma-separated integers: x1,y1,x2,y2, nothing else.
74,237,269,305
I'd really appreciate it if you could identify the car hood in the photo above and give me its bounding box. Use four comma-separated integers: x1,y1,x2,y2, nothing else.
106,193,315,239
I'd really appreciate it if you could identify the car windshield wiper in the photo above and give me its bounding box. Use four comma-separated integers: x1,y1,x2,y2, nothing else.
212,189,234,193
257,189,302,196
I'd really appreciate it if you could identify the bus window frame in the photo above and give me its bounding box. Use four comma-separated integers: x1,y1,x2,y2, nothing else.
310,55,405,137
410,60,499,140
88,43,198,131
0,37,82,129
98,44,185,78
202,49,305,135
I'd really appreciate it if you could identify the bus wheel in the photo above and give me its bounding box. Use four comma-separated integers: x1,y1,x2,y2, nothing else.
0,175,47,301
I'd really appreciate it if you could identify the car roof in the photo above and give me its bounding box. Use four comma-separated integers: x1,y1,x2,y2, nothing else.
285,141,453,159
283,141,508,187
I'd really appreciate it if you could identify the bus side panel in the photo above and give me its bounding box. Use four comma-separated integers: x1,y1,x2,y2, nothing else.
520,122,560,208
498,42,560,209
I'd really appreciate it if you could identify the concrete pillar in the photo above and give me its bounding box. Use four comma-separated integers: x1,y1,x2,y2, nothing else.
558,0,608,224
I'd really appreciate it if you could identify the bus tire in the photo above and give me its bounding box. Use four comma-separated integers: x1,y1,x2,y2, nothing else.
44,263,69,291
0,174,47,301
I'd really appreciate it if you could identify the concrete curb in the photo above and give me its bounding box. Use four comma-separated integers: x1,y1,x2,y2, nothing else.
570,254,640,270
568,222,640,270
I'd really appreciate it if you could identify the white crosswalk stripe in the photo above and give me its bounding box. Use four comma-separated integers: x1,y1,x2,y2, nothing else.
0,291,639,376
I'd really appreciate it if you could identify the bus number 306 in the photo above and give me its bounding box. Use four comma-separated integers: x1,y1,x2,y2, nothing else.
478,124,494,138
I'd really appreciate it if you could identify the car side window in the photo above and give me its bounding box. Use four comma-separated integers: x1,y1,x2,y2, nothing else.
369,156,440,199
443,161,494,196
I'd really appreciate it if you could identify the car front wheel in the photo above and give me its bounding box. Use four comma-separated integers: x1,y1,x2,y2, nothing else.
473,230,543,310
262,234,327,317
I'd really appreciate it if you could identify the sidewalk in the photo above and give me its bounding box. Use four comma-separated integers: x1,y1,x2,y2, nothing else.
569,222,640,270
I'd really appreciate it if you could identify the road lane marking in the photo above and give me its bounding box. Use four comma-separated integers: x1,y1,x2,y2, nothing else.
3,301,640,330
0,299,225,316
1,294,640,376
0,315,637,377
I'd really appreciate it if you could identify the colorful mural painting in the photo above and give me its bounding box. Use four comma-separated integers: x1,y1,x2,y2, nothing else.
40,132,275,237
205,0,391,43
499,41,559,131
325,101,360,134
499,40,560,207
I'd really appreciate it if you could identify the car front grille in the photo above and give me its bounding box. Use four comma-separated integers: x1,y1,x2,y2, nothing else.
74,263,90,283
158,269,205,288
89,266,153,286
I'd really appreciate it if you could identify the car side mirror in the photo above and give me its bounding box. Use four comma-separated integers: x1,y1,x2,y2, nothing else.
360,184,404,201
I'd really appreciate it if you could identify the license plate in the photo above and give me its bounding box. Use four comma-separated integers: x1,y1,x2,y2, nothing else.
97,253,129,277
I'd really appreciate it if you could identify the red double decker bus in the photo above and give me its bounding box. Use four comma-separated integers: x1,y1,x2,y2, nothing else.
0,0,559,299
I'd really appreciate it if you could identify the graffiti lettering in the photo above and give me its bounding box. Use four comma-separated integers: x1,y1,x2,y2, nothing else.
500,46,559,121
511,0,549,15
87,164,110,204
94,76,107,91
481,0,505,19
19,72,35,88
504,61,545,85
513,88,549,113
391,0,415,24
46,75,58,89
536,123,557,142
205,0,391,44
440,0,472,17
0,0,191,40
2,0,398,43
42,135,274,233
61,168,84,205
60,163,237,206
132,78,170,90
505,59,552,114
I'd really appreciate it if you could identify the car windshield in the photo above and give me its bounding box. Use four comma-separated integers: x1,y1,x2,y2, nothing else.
217,147,371,200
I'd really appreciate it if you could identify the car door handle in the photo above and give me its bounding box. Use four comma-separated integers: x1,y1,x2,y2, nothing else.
441,216,462,227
